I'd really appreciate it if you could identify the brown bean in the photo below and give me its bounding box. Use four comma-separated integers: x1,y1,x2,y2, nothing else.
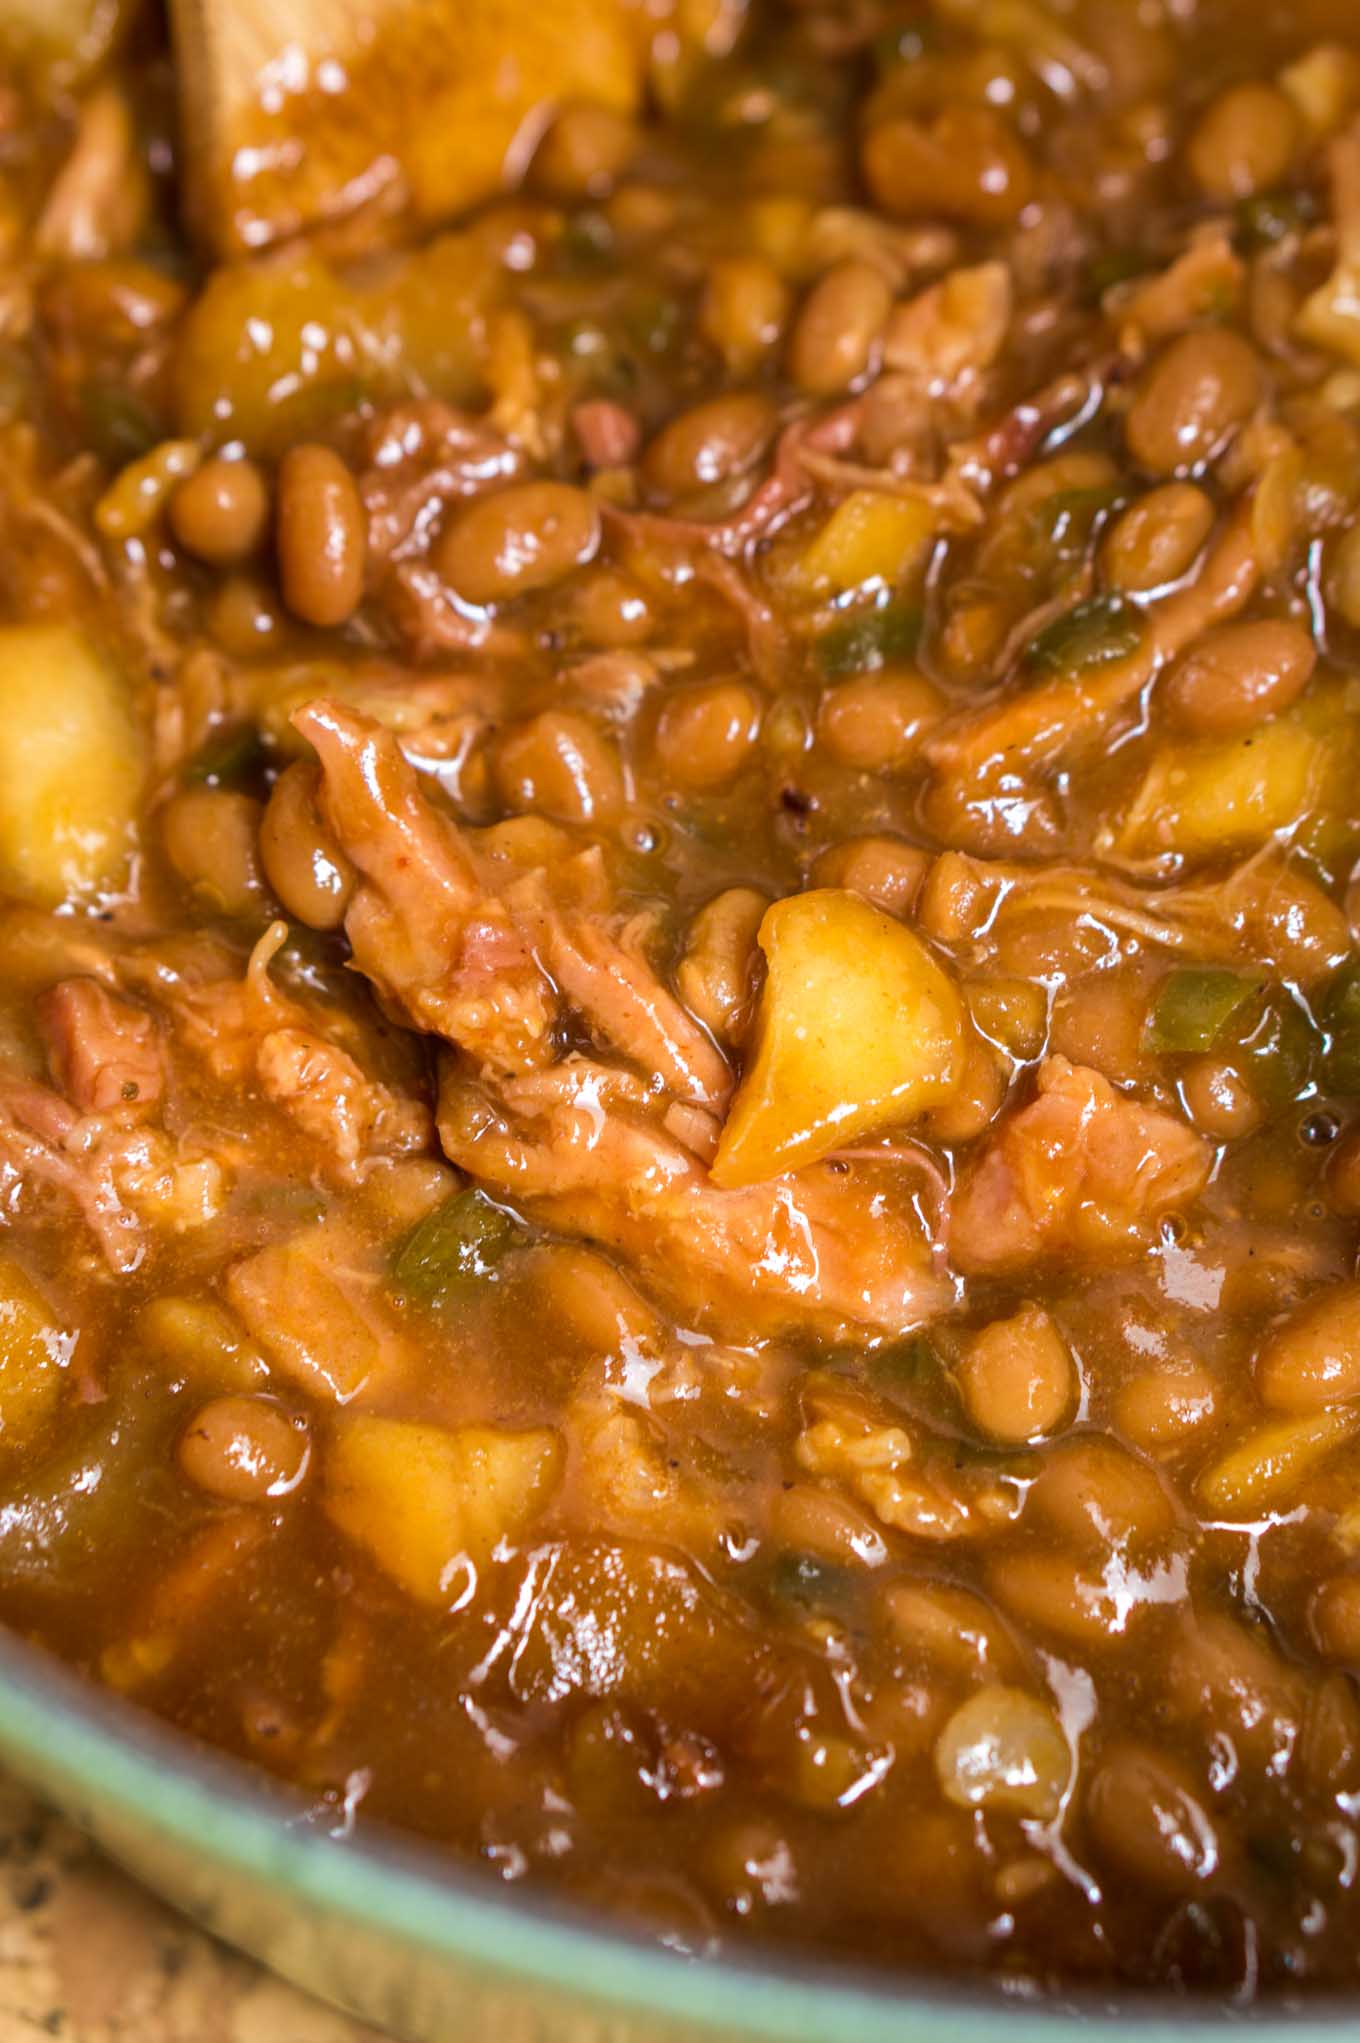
676,887,767,1045
958,1304,1075,1444
1312,1575,1360,1662
809,836,930,917
935,1686,1069,1820
920,1031,1006,1143
786,260,892,397
817,671,941,772
1101,483,1215,593
863,109,1035,226
988,1548,1142,1647
642,392,778,499
494,709,624,824
1164,618,1315,735
1114,1362,1218,1450
1125,330,1264,476
1180,1055,1263,1141
700,255,791,376
437,481,600,605
1186,83,1299,201
1028,1435,1176,1552
275,444,366,627
160,788,266,919
1256,1281,1360,1411
652,680,761,789
1085,1745,1223,1895
532,102,637,199
177,1394,309,1502
170,455,270,565
569,566,655,647
259,760,356,931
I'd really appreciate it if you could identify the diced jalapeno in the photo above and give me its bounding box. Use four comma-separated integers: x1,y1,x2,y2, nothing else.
1235,992,1317,1110
816,599,923,677
1144,969,1264,1055
389,1189,518,1311
1024,595,1143,675
1322,962,1360,1096
769,1551,857,1612
183,722,266,788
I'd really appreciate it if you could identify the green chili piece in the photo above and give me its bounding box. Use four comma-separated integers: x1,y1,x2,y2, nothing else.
184,722,266,787
1322,962,1360,1096
389,1189,518,1311
769,1551,857,1612
1024,595,1143,676
1144,969,1264,1056
816,599,923,678
1031,485,1125,547
1234,993,1317,1111
79,382,161,465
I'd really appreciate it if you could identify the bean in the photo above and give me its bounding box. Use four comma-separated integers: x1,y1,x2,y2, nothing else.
1164,618,1315,736
494,710,624,825
1101,483,1215,593
699,255,791,376
205,572,286,654
170,455,270,565
817,671,941,772
437,482,600,605
259,760,356,931
959,1304,1075,1445
532,103,637,199
1029,1436,1176,1551
569,566,655,646
1186,84,1299,201
1313,1575,1360,1662
934,1685,1069,1820
1048,971,1149,1087
1327,525,1360,630
881,1580,1024,1684
1085,1746,1222,1895
1168,1613,1302,1770
177,1394,309,1502
863,109,1035,226
1256,1281,1360,1411
1115,1362,1218,1450
96,438,199,542
1125,330,1264,476
809,836,930,917
276,444,366,627
1197,1407,1358,1516
641,392,778,499
652,680,761,789
1180,1055,1263,1141
967,978,1048,1061
160,788,266,919
676,887,766,1045
988,1548,1141,1647
786,260,892,397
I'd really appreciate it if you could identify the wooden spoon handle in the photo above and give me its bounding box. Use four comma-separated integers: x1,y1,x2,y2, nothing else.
169,0,650,257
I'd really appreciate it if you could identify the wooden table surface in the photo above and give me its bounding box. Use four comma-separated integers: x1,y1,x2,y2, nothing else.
0,1774,390,2043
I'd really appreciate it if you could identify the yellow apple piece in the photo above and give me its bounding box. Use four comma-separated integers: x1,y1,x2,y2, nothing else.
709,888,965,1188
324,1416,562,1606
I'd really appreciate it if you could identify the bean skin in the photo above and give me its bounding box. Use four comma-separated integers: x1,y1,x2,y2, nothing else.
1164,618,1315,735
437,482,601,604
276,444,366,627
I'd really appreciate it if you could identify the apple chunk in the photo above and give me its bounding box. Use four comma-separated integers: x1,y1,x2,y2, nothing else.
709,888,964,1188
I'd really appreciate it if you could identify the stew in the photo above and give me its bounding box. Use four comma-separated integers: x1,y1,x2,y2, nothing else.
3,0,1360,1999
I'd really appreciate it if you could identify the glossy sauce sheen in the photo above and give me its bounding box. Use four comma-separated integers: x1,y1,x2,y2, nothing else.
5,0,1360,2000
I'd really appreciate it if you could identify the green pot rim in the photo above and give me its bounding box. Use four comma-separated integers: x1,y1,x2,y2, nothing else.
0,1625,1349,2042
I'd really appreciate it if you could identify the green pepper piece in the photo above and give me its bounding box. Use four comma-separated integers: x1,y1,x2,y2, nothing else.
816,599,923,678
1144,969,1265,1055
873,1332,951,1400
1030,485,1126,547
1024,594,1143,675
79,382,161,466
184,722,267,788
1322,962,1360,1096
1235,992,1317,1110
389,1190,518,1311
1235,189,1317,251
769,1551,857,1612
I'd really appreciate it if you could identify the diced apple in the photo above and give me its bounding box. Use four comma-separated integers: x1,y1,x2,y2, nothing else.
710,888,964,1188
324,1416,562,1605
0,625,143,905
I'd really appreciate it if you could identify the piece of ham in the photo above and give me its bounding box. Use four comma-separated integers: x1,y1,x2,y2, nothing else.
37,977,165,1114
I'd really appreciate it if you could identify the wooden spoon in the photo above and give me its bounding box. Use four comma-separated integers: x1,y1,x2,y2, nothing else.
168,0,653,258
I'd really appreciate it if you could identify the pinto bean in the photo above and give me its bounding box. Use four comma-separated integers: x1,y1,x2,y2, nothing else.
276,444,366,627
1312,1574,1360,1662
817,671,941,772
863,109,1034,226
1164,618,1316,735
170,455,270,565
177,1394,310,1502
809,836,929,917
1086,1746,1223,1895
642,392,778,499
259,760,356,931
1124,330,1264,477
787,261,892,397
934,1686,1069,1819
653,680,762,789
1256,1282,1360,1411
161,788,266,919
437,482,601,605
958,1304,1075,1444
494,709,624,825
1186,84,1299,201
1101,484,1214,593
700,255,791,375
